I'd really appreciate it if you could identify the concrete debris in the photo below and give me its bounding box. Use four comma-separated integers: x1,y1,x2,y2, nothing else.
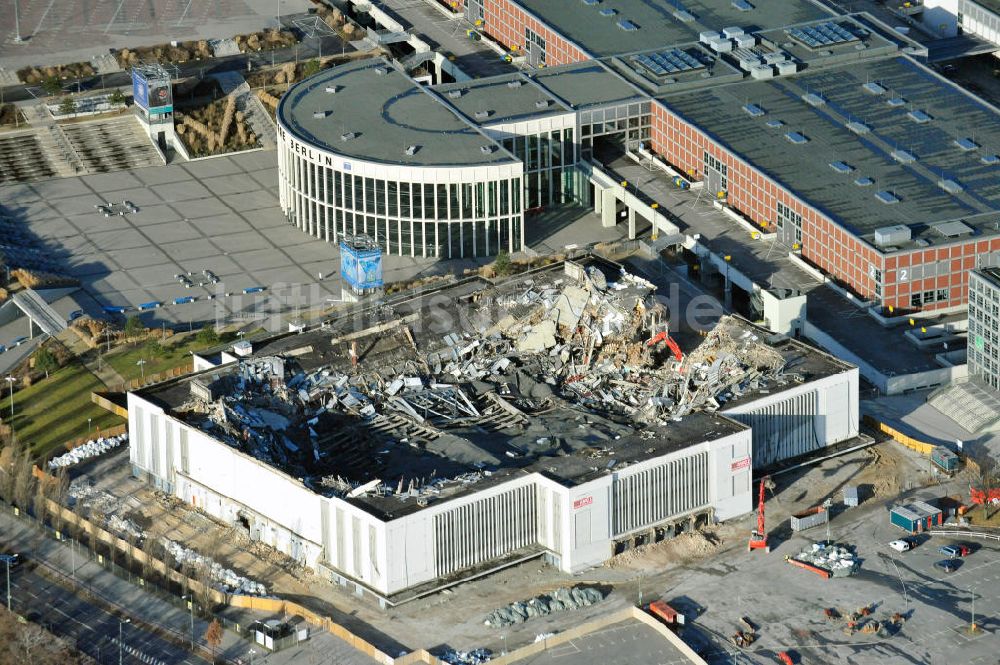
160,538,268,596
534,632,556,642
176,262,793,508
439,648,492,665
68,478,124,516
793,542,860,578
106,513,144,542
48,433,129,469
484,586,605,627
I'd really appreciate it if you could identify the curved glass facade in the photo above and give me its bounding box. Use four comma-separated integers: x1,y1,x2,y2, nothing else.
278,126,524,258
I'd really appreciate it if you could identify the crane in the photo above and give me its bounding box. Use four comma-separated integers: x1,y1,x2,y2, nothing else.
748,476,775,552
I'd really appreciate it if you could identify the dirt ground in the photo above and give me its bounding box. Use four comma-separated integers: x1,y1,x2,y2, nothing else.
75,439,942,657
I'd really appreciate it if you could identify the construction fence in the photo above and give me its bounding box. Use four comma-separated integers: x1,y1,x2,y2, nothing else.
863,416,936,456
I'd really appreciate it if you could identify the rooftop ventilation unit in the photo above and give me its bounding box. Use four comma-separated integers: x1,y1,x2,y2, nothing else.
617,18,639,31
854,176,873,186
887,96,906,107
733,0,754,11
937,179,964,194
535,99,550,108
982,154,999,165
674,10,695,21
474,109,491,119
340,131,356,141
846,121,870,135
707,36,733,53
891,148,916,163
785,131,808,144
776,61,797,75
907,109,932,123
374,67,388,76
766,119,785,128
875,190,900,204
874,224,910,245
699,31,720,44
325,85,340,94
933,220,973,236
829,161,853,173
480,145,496,154
735,33,757,48
802,92,825,107
600,8,617,16
763,51,787,65
750,65,774,79
862,81,885,95
313,110,329,119
743,103,765,117
404,145,419,156
955,137,979,151
507,80,522,88
723,26,745,38
447,89,463,98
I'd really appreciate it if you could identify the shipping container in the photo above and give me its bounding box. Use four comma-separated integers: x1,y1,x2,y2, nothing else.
843,486,860,507
890,501,942,532
931,446,960,473
790,506,829,531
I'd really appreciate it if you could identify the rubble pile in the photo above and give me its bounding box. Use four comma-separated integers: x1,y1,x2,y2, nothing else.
176,262,795,506
68,478,124,515
48,432,129,469
160,538,268,595
793,542,860,578
439,648,493,665
484,586,605,627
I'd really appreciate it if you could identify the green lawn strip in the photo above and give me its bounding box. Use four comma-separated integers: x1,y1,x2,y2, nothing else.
8,363,124,458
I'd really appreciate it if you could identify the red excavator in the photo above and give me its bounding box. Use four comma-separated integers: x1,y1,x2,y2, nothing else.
748,476,774,552
647,330,683,364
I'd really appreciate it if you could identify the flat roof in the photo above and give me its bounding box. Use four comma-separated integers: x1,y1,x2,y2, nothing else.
512,0,832,58
975,267,1000,289
277,58,514,167
527,61,645,110
434,74,571,125
969,0,1000,16
138,259,850,520
659,55,1000,250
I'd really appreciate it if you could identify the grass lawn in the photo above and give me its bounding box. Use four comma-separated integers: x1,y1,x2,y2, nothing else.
105,330,248,383
6,362,124,458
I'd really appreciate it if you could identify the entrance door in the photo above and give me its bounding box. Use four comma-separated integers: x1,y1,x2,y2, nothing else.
466,0,484,24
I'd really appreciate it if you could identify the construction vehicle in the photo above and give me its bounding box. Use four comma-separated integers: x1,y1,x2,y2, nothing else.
731,617,757,647
647,600,684,628
647,330,683,364
748,476,774,552
777,652,794,665
970,485,1000,505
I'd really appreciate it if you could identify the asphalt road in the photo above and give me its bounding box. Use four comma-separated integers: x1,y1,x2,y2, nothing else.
7,560,199,665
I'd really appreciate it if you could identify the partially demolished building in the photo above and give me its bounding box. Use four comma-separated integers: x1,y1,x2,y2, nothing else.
127,258,857,601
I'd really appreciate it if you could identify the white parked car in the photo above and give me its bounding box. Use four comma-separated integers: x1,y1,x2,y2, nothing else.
889,539,912,553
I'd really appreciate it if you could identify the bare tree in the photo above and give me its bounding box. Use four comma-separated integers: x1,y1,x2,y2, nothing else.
204,619,224,657
12,445,36,511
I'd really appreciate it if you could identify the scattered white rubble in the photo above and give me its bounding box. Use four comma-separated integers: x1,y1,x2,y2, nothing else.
439,648,492,664
48,433,129,469
160,538,267,595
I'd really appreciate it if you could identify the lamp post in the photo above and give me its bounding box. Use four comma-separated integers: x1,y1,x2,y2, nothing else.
136,359,146,383
4,556,11,611
118,618,130,665
88,417,92,435
249,648,257,665
4,376,14,430
13,0,23,43
183,594,195,649
970,586,977,632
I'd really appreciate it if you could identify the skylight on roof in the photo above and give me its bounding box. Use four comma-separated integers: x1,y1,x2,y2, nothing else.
631,49,704,77
617,18,639,31
802,92,825,107
955,137,979,151
581,0,600,5
855,176,873,186
599,7,616,16
938,179,964,194
785,131,808,144
732,0,754,11
846,121,870,135
875,191,900,204
982,154,1000,165
907,109,932,124
743,103,765,117
891,148,916,164
766,119,784,128
862,82,885,95
887,97,906,107
787,22,858,49
829,161,853,173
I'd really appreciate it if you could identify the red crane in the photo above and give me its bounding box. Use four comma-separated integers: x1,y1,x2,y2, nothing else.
748,476,773,552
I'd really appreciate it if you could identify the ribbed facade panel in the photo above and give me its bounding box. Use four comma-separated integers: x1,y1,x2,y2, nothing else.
730,390,820,467
611,451,709,536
